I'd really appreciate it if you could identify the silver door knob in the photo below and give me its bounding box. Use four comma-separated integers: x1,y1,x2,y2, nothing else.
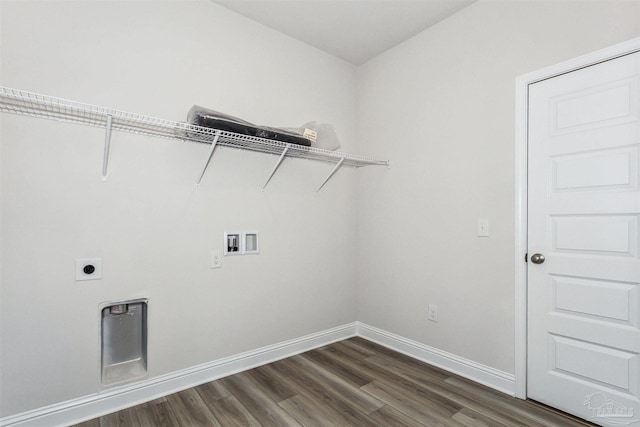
531,253,545,264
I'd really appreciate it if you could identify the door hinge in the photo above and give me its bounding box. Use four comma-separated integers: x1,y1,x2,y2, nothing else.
524,253,528,262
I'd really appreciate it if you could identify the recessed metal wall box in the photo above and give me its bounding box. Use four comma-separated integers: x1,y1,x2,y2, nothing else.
100,298,148,386
224,232,242,255
243,231,259,254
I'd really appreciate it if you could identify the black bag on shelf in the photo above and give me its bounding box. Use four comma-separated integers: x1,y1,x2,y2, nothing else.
187,106,311,147
188,106,257,136
255,126,311,147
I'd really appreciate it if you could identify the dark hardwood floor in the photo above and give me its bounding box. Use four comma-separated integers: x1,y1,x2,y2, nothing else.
75,337,594,426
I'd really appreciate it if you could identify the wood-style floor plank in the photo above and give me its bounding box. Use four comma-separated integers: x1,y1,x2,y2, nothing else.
220,372,301,427
135,398,179,427
318,343,496,427
348,341,556,427
166,388,221,426
452,407,514,427
304,348,373,388
445,376,593,427
73,418,100,427
203,395,262,427
362,352,534,427
194,380,231,404
246,365,297,403
338,337,378,358
313,343,392,383
271,357,380,427
361,380,465,427
279,394,356,427
99,407,140,427
291,354,384,414
367,404,429,426
75,337,596,427
129,404,156,427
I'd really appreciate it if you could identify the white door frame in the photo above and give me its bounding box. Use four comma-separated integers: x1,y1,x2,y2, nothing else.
514,37,640,400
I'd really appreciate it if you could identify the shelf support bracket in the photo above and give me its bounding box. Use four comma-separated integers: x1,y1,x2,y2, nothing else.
262,144,290,191
101,114,113,181
196,132,220,188
316,157,345,192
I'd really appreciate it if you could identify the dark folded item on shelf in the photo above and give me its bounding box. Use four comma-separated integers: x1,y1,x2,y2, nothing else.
188,106,311,147
188,106,256,136
255,126,311,146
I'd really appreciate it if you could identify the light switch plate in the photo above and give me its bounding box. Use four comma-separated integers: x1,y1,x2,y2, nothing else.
477,219,489,237
76,258,102,281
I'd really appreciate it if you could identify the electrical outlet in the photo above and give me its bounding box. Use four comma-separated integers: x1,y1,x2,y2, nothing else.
211,250,221,269
428,304,438,322
477,218,489,237
76,258,102,281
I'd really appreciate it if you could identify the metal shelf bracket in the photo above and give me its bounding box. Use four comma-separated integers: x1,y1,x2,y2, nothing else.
262,144,290,191
316,157,345,192
195,132,220,188
101,115,113,181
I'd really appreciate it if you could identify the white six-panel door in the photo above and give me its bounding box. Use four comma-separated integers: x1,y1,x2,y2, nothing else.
527,52,640,426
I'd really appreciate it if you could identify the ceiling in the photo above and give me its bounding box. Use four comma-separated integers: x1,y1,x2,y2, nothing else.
212,0,477,65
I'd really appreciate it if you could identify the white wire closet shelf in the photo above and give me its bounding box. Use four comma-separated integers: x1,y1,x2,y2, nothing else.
0,86,389,191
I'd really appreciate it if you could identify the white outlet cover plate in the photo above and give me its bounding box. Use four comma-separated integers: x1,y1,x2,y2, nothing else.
211,250,222,268
428,304,438,322
76,258,102,281
477,218,490,237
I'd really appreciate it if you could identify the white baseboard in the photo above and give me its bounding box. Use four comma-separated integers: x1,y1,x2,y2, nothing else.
356,322,516,396
1,322,515,427
0,323,357,427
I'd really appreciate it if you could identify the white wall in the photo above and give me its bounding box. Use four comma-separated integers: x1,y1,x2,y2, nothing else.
356,0,640,374
0,0,358,416
3,0,640,419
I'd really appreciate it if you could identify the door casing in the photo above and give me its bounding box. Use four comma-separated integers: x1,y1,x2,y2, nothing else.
514,37,640,400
